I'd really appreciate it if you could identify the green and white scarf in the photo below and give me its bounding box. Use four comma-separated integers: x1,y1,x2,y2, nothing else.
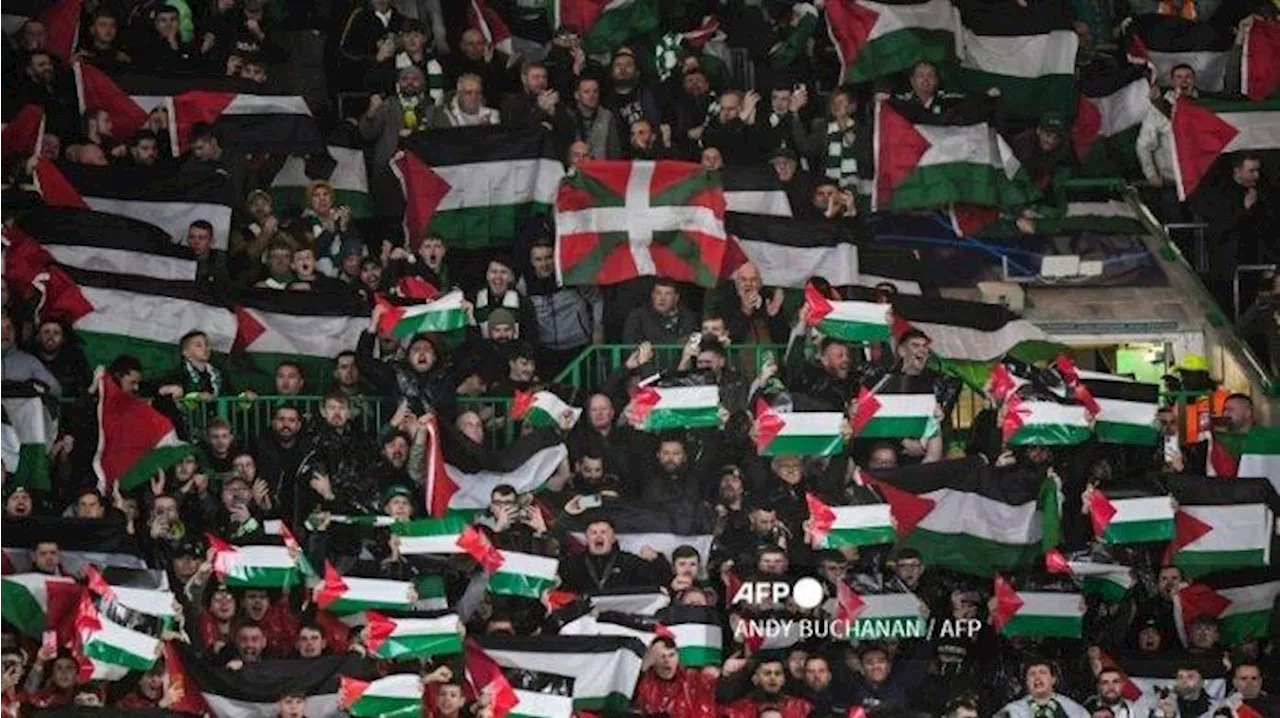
825,119,859,190
183,360,223,396
396,53,445,106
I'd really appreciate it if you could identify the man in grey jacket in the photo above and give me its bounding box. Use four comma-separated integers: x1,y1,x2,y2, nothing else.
564,76,621,160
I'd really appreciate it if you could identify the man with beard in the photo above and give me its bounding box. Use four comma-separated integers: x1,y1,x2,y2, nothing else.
28,320,90,397
1167,664,1216,718
715,501,788,572
558,518,671,592
999,660,1090,717
253,405,308,524
635,431,721,504
1089,668,1150,718
301,393,379,518
359,308,456,418
633,637,717,718
719,656,813,718
220,622,270,668
784,332,858,412
237,589,298,657
603,46,661,132
7,51,77,139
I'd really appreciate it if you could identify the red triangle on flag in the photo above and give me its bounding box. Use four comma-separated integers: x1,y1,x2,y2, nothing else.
835,580,865,623
847,707,869,718
865,474,936,536
392,151,453,243
873,100,931,210
73,62,149,138
232,307,267,353
653,622,675,640
628,386,662,426
990,573,1024,631
456,526,505,573
464,638,519,718
849,385,882,436
38,0,83,61
2,105,45,157
84,565,115,601
362,611,396,655
94,373,186,493
890,313,916,343
1168,509,1214,558
1236,704,1265,718
315,562,350,610
805,493,837,544
32,158,88,209
1054,355,1101,414
948,203,1000,238
1175,582,1231,630
421,414,456,517
396,276,440,301
1072,94,1103,160
73,592,102,634
170,91,237,153
1001,394,1030,443
825,0,880,82
1088,490,1118,539
161,641,214,714
510,390,536,421
337,675,371,710
986,363,1018,404
803,283,835,326
1171,96,1241,200
1044,548,1073,576
1209,437,1239,478
755,403,785,453
544,589,579,611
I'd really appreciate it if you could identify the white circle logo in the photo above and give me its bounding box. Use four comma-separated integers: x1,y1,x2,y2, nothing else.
791,577,824,610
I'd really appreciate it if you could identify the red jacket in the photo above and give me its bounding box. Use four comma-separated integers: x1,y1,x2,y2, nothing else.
634,667,717,718
719,695,811,718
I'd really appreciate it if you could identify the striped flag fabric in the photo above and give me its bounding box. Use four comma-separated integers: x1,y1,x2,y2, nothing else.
1237,427,1280,491
557,607,660,644
826,0,960,84
1170,97,1280,200
1081,373,1160,445
3,516,147,574
556,160,731,288
476,635,646,712
755,404,847,456
1045,550,1136,603
807,493,895,549
1109,654,1228,706
838,588,928,635
467,0,514,56
626,385,721,431
721,167,793,217
655,605,723,667
511,689,575,718
1131,16,1232,93
888,292,1055,366
489,551,560,600
555,0,660,56
727,214,866,290
391,516,469,555
375,290,469,339
990,576,1084,638
339,673,422,717
364,611,464,660
208,534,303,589
94,373,191,494
1242,17,1280,101
1,573,81,637
233,288,368,393
75,594,160,675
849,379,938,440
269,145,372,219
1166,478,1277,576
955,0,1077,120
511,390,581,429
1,390,56,491
317,564,416,614
73,63,325,156
769,2,821,68
588,587,671,616
1072,65,1150,178
444,440,568,511
873,101,1038,212
394,127,562,248
1087,492,1175,544
869,459,1060,574
1173,568,1280,646
18,204,197,282
85,565,177,626
804,284,892,342
1001,395,1093,446
172,643,360,717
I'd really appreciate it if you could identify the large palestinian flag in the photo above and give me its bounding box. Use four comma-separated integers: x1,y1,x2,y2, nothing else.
270,144,372,218
955,0,1077,121
873,101,1038,212
1130,16,1232,93
1165,477,1277,576
1,388,56,491
556,160,731,288
990,576,1084,638
721,167,794,217
233,288,368,393
18,203,197,282
868,458,1059,574
172,643,362,717
1173,568,1280,646
95,373,191,494
1072,65,1150,178
73,63,324,156
1242,17,1280,101
475,635,646,712
2,515,147,574
444,438,569,512
1081,372,1160,445
554,0,660,57
1170,97,1280,200
825,0,960,84
394,127,562,248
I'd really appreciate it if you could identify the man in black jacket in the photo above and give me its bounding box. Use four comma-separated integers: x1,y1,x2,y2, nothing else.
359,304,457,419
252,405,308,525
558,518,672,592
1193,153,1273,312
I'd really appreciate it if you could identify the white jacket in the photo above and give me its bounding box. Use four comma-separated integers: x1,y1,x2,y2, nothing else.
998,694,1091,718
1136,101,1176,182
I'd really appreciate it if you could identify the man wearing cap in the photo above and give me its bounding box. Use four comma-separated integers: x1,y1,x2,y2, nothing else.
768,144,816,218
360,64,430,217
1010,112,1077,192
604,46,661,131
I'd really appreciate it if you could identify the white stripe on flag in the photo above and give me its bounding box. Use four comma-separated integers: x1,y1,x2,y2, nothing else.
733,238,858,288
1149,51,1229,92
434,159,563,209
917,489,1041,544
872,393,937,418
445,444,568,510
222,94,313,115
75,287,237,353
83,197,232,251
724,190,793,217
46,245,195,282
1015,591,1084,618
1178,505,1273,553
1222,111,1280,153
960,30,1078,77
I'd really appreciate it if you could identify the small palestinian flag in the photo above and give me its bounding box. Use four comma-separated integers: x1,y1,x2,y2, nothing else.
1045,549,1136,602
511,689,575,718
85,565,177,625
806,494,895,549
1173,568,1280,645
1166,478,1276,576
627,385,721,432
990,575,1084,638
1088,492,1175,544
1072,65,1149,176
1,392,56,491
656,606,723,667
1,573,81,637
75,594,160,675
208,534,302,589
849,382,938,440
94,373,191,493
1001,395,1092,446
1237,427,1280,486
1170,97,1280,200
339,674,423,717
489,551,559,600
836,585,928,635
1081,372,1161,445
317,563,416,615
363,611,464,661
391,516,469,555
376,290,468,340
511,390,581,430
804,284,892,342
755,403,846,457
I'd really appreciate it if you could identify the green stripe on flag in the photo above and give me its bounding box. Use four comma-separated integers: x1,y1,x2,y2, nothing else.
14,446,51,492
350,695,422,717
1173,549,1270,576
762,435,846,456
375,632,463,660
847,30,957,84
0,581,47,635
1081,576,1132,602
639,407,721,431
1095,421,1160,445
1104,519,1173,544
117,444,193,493
488,572,559,599
1000,613,1082,639
905,528,1039,575
677,645,723,667
825,525,898,549
857,416,933,439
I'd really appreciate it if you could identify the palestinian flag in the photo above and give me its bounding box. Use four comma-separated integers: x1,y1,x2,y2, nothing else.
269,145,373,218
1081,373,1160,445
1045,550,1135,602
76,595,160,675
444,440,568,512
655,605,723,667
955,0,1077,120
1107,653,1228,705
626,385,721,431
722,167,793,217
511,690,575,718
476,635,646,711
557,608,660,644
869,458,1060,574
1,391,55,491
1237,427,1280,487
390,516,469,555
825,0,960,84
394,127,562,248
172,643,361,717
1,0,80,60
317,564,416,614
1073,65,1150,178
2,516,146,574
18,203,197,282
85,566,177,629
1001,395,1092,446
804,284,892,342
40,160,236,251
511,390,581,430
1173,568,1280,645
93,373,190,493
755,403,846,456
556,160,730,288
807,494,895,549
489,551,560,599
849,378,939,439
1242,17,1280,101
1053,201,1147,236
73,63,324,156
587,586,672,617
888,292,1056,372
0,573,81,637
1130,16,1231,93
234,288,368,393
837,587,927,636
1,104,44,157
726,214,864,289
1166,477,1277,576
1088,492,1175,544
208,535,302,589
364,611,464,660
990,576,1084,638
873,101,1038,212
554,0,660,56
376,290,469,340
769,3,820,68
339,674,422,717
1170,97,1280,200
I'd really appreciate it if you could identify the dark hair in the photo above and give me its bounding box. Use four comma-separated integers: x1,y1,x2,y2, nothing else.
1024,658,1058,678
574,75,599,92
179,330,207,351
910,59,938,74
652,636,677,650
585,517,616,531
189,220,214,234
898,328,930,344
1169,63,1195,77
276,360,305,378
321,391,349,407
491,484,517,499
273,403,302,419
155,5,180,18
190,123,219,144
672,545,701,562
653,277,679,292
1232,152,1262,169
130,130,159,146
108,355,143,380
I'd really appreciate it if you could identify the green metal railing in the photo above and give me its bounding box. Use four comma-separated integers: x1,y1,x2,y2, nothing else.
553,343,788,388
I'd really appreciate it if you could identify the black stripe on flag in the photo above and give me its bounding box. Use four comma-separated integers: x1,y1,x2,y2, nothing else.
1078,64,1150,98
883,292,1027,332
1130,15,1231,53
65,267,229,307
871,457,1049,505
401,125,560,166
238,286,370,318
18,206,191,259
1118,654,1228,680
56,162,238,208
3,515,144,558
725,212,870,249
1190,566,1280,592
1159,475,1280,508
475,634,647,658
1082,377,1160,404
956,0,1073,35
174,643,367,703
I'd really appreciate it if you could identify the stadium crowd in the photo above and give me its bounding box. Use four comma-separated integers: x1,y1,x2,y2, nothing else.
1,0,1278,716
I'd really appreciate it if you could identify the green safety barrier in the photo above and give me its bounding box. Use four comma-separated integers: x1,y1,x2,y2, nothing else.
553,343,788,388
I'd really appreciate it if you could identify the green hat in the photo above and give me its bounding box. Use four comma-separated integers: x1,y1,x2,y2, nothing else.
1038,112,1067,135
381,484,414,507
